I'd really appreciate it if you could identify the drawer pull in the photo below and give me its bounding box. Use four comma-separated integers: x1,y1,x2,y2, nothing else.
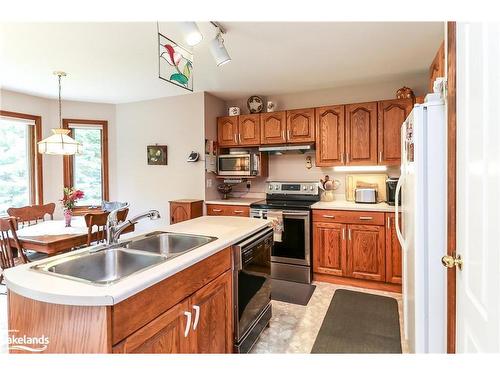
212,209,223,213
323,214,335,218
359,216,373,220
342,228,345,240
234,210,244,214
348,228,352,241
183,311,192,337
387,216,391,229
192,305,200,331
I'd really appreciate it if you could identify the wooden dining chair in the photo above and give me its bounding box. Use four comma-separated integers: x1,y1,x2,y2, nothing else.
0,217,28,284
84,212,110,246
7,203,56,228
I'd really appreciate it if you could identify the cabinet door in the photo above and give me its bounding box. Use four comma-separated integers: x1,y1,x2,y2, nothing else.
217,116,239,147
113,300,191,354
377,98,413,166
429,41,445,92
346,224,385,281
206,204,228,216
313,222,347,276
170,204,189,224
345,102,378,165
238,114,260,146
286,108,315,143
385,213,402,284
189,270,232,353
260,111,286,144
315,105,345,166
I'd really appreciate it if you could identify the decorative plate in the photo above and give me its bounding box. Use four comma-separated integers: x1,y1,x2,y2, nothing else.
247,95,264,113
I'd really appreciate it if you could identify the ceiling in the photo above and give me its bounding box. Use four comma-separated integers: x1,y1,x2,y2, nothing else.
0,22,443,104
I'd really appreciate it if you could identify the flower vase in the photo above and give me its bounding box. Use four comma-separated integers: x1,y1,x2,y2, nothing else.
64,209,73,227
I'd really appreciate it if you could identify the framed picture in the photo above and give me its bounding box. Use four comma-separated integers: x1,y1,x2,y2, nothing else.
147,145,168,165
158,32,194,92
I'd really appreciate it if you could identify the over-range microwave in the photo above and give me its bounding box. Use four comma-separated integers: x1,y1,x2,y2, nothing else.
217,153,260,176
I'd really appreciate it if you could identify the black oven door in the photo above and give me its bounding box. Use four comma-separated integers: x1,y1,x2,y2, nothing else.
234,229,272,341
270,210,310,266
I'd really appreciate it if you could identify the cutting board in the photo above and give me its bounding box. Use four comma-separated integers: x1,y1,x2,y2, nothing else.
345,174,388,202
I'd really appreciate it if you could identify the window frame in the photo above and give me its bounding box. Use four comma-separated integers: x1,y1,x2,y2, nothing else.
0,110,44,206
62,119,109,211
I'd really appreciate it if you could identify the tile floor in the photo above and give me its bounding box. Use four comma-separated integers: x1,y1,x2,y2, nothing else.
251,281,408,353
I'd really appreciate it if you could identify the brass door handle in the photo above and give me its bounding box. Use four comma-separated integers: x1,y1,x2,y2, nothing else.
441,254,463,270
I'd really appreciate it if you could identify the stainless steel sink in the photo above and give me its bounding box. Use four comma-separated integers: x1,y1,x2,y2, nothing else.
125,232,217,258
31,248,166,285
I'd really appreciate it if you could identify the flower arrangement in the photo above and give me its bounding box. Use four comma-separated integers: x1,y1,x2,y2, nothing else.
61,187,84,227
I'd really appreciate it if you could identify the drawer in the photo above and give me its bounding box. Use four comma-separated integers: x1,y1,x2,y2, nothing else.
313,210,385,226
227,206,249,217
206,204,249,217
206,204,228,216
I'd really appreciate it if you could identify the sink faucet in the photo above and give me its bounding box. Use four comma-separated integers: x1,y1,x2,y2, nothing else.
106,208,161,245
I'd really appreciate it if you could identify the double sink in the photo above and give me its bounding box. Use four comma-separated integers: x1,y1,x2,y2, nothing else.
31,232,217,285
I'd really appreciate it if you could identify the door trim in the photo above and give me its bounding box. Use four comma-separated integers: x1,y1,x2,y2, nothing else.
446,21,457,354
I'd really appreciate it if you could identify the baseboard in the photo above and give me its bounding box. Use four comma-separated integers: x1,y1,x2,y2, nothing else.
313,273,402,293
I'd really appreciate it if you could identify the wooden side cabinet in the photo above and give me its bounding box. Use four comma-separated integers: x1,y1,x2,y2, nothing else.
377,98,413,166
217,116,239,147
315,105,345,166
260,111,287,144
169,199,203,224
345,102,378,165
286,108,315,143
385,213,402,284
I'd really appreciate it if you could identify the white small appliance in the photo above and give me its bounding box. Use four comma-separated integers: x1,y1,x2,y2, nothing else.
395,91,447,353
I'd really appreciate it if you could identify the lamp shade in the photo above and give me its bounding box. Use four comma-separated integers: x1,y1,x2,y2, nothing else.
179,22,203,46
210,37,231,66
38,128,83,155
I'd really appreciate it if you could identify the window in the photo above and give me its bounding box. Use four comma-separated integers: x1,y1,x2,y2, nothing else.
63,119,109,208
0,111,43,215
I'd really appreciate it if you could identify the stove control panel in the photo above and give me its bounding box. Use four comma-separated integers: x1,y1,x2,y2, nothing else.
266,181,319,195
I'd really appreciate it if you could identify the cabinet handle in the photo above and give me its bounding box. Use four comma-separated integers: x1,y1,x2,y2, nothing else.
234,210,244,214
379,151,383,163
323,214,335,218
183,311,192,337
348,228,352,241
340,153,344,164
387,216,391,229
281,130,285,140
192,305,200,331
287,129,291,140
212,209,223,213
346,153,350,163
342,228,345,240
238,133,241,143
359,216,373,220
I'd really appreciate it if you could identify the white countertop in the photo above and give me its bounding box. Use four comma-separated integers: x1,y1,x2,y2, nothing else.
205,197,264,206
311,200,395,212
4,216,270,307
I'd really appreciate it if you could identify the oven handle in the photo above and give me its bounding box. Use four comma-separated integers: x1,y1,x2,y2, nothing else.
281,211,309,217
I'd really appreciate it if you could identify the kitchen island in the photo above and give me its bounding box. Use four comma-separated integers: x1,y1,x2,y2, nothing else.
4,216,270,354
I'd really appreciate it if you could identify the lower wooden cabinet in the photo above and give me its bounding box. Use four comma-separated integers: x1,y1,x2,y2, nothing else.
385,213,402,284
169,199,203,224
206,204,249,217
313,210,401,290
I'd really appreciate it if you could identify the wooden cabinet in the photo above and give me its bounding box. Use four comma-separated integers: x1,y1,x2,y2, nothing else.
385,213,402,284
377,98,413,166
206,204,249,217
189,270,232,353
286,108,315,143
345,102,378,165
315,105,345,166
260,111,287,144
238,114,261,146
169,199,203,224
346,224,385,282
313,222,346,276
429,41,445,92
217,116,238,147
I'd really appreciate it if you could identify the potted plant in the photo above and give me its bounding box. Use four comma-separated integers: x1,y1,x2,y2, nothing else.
61,187,84,227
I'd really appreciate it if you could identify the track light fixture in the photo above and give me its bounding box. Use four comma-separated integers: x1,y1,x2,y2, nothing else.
209,23,231,66
179,22,203,46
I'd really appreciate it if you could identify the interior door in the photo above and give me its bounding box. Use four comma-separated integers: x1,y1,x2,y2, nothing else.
455,22,500,352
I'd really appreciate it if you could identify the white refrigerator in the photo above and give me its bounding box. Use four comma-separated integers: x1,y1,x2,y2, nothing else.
395,92,447,353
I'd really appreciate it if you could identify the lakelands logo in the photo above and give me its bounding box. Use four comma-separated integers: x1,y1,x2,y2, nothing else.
7,330,49,352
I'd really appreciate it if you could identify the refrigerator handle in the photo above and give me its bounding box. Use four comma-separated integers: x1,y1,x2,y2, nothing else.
395,173,405,250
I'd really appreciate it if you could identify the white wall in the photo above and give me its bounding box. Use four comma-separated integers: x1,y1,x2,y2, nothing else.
114,92,206,232
0,89,116,218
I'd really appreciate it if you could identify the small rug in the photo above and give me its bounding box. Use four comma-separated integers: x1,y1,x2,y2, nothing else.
311,289,402,353
271,279,316,306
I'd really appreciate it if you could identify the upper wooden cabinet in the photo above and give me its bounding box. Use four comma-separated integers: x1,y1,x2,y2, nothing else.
429,41,445,92
315,105,345,166
385,213,402,285
217,116,238,147
238,114,261,146
377,98,413,166
260,111,287,144
286,108,315,143
345,102,378,165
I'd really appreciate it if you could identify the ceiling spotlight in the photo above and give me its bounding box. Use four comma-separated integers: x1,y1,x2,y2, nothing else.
210,26,231,66
179,22,203,46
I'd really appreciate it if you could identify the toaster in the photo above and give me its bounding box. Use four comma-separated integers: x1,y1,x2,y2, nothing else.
355,188,377,204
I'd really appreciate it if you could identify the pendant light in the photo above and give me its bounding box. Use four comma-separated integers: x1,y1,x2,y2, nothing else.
209,24,231,66
38,72,82,155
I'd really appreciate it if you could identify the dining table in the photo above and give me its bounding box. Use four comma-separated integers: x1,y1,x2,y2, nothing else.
15,216,135,256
